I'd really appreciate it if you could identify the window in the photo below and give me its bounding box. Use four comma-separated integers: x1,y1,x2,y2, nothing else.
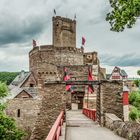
30,84,34,87
17,109,20,117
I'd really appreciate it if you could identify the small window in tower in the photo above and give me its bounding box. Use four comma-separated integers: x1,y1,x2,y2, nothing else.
50,72,52,74
30,84,34,87
56,22,59,26
17,109,20,117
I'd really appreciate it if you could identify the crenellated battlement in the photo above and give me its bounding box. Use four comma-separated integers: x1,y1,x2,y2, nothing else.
29,45,83,57
53,16,76,23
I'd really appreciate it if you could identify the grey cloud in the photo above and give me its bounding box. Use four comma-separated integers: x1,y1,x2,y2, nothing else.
100,54,140,67
0,0,139,74
0,13,47,46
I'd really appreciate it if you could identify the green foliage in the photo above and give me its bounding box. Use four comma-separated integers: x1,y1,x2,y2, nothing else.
133,94,140,110
129,91,140,121
0,82,8,99
0,112,24,140
129,91,140,104
0,72,19,85
134,80,140,87
106,0,140,32
129,106,139,121
137,70,140,76
0,82,25,140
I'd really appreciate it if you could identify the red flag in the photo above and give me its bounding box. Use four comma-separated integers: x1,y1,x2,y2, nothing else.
88,67,94,93
88,67,93,81
32,39,37,47
64,68,70,81
82,37,86,45
63,68,74,93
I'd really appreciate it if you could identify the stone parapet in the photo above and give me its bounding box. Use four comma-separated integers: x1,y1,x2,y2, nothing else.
105,113,140,140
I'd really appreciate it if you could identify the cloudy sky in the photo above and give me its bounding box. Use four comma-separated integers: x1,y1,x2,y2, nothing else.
0,0,140,77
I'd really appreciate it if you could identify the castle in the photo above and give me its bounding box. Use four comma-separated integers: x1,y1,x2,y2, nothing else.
6,16,106,139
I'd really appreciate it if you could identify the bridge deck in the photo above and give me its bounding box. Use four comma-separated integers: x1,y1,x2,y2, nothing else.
66,110,126,140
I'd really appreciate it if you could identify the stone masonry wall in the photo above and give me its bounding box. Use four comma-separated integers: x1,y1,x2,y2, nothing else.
105,113,140,140
30,83,66,140
100,81,123,125
53,16,76,48
6,98,42,139
21,73,37,88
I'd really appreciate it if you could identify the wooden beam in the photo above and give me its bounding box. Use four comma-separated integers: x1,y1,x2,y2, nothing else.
66,80,100,85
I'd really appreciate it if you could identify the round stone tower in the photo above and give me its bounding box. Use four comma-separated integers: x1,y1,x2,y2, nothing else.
29,16,84,83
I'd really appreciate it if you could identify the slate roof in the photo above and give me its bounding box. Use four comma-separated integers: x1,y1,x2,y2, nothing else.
1,70,39,103
120,69,128,77
106,74,111,80
9,70,30,90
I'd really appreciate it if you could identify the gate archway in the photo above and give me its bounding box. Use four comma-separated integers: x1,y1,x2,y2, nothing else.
66,80,101,124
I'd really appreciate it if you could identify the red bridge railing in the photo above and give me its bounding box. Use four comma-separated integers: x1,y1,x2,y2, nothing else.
45,111,64,140
83,108,96,121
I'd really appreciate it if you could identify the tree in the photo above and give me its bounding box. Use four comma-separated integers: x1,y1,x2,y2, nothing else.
0,82,24,140
137,70,140,76
0,72,19,85
106,0,140,32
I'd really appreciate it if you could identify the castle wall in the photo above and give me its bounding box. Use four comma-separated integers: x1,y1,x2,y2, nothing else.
6,98,42,139
98,81,123,125
54,47,83,65
29,46,84,83
57,65,89,81
83,52,99,65
30,83,66,140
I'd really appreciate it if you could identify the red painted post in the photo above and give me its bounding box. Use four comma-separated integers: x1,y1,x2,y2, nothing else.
123,91,129,105
123,86,129,121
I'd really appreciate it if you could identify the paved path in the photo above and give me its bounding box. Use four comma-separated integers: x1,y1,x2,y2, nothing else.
66,110,126,140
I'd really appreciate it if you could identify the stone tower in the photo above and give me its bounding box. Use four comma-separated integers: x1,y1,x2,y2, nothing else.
53,16,76,48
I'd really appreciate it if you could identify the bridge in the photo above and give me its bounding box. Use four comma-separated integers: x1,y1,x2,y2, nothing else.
45,109,126,140
29,80,131,140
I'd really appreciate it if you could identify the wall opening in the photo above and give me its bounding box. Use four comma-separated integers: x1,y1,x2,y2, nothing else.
17,109,20,117
30,83,34,87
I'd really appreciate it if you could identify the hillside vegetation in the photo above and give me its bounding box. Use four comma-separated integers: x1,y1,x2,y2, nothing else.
0,72,19,85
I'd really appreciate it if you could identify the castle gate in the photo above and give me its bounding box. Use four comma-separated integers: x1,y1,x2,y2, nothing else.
66,80,123,125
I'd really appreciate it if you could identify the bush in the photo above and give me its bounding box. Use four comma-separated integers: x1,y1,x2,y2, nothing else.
133,95,140,110
134,80,140,87
129,91,140,105
129,106,139,121
129,91,140,104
